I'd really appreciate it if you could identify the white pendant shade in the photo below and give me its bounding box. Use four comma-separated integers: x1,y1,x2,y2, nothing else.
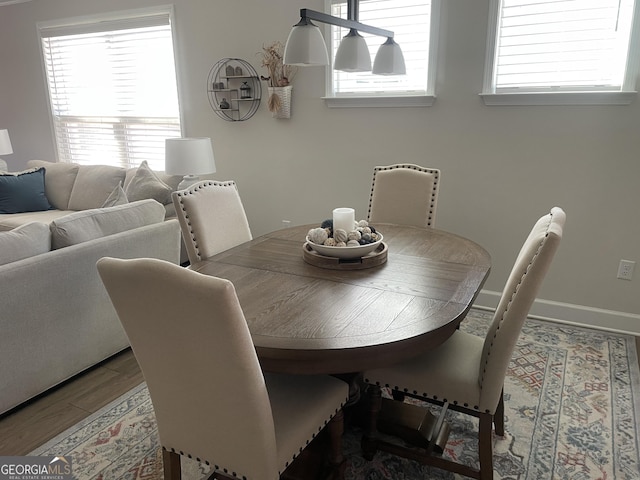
334,29,371,72
283,20,329,66
373,37,406,75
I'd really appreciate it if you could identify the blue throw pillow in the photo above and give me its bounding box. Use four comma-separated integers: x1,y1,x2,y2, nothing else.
0,168,53,214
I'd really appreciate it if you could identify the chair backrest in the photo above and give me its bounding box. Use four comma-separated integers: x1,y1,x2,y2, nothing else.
478,207,566,411
367,164,440,228
96,257,279,479
172,180,252,264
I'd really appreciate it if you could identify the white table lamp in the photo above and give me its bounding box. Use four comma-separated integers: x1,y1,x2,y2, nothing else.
165,137,216,190
0,129,13,172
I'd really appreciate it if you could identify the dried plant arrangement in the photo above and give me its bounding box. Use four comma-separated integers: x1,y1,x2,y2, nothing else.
259,41,297,88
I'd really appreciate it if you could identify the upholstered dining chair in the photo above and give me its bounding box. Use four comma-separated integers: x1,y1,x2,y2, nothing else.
362,207,566,480
367,164,440,228
172,180,252,264
97,257,349,480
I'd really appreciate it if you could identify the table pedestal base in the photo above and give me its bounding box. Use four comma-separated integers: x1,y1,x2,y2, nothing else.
377,397,451,454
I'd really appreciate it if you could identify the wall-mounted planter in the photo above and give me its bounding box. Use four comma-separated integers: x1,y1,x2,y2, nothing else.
267,86,292,119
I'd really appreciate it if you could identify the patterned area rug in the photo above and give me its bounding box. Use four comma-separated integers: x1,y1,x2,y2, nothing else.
31,310,640,479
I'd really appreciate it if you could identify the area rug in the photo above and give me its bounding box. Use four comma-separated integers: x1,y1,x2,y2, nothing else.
31,310,640,479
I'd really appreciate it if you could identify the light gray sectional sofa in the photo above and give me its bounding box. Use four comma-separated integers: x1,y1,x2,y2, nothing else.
0,196,182,415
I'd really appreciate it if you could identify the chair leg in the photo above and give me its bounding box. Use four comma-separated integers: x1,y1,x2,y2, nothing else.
163,449,182,480
478,413,494,480
327,409,346,480
494,389,505,436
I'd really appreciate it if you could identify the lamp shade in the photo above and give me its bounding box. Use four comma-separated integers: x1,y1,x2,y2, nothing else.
283,18,329,66
372,37,406,75
334,29,371,72
165,137,216,176
0,129,13,156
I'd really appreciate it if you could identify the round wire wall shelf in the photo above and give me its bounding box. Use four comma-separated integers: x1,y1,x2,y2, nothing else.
207,58,262,122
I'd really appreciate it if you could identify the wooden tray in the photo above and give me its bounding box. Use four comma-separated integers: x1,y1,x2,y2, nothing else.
302,242,388,270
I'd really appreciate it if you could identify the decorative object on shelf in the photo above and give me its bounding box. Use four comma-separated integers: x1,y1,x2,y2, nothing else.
207,58,262,122
240,82,251,99
283,0,406,75
165,137,216,190
0,129,13,172
259,41,297,118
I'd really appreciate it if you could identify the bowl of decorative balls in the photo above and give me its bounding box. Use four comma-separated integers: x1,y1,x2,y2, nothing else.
305,219,383,260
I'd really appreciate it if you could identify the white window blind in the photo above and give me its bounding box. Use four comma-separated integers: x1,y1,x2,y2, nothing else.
490,0,637,92
40,8,181,170
328,0,433,97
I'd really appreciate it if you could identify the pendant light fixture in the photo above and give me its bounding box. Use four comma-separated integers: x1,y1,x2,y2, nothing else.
283,0,406,76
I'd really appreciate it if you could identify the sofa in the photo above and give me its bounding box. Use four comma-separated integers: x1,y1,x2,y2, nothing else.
0,159,188,263
0,199,182,415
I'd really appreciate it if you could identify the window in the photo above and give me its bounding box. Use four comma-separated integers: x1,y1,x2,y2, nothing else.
39,6,182,169
325,0,440,107
482,0,640,105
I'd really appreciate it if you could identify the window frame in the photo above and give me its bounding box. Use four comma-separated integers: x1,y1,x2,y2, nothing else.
481,0,640,106
322,0,441,108
37,5,184,169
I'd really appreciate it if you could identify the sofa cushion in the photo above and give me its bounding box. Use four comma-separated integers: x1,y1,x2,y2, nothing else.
102,184,129,207
50,199,166,249
27,160,80,210
0,210,76,231
0,222,51,266
124,160,172,204
67,164,126,211
0,168,53,214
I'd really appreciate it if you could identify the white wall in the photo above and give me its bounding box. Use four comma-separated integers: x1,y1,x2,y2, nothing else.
1,0,639,332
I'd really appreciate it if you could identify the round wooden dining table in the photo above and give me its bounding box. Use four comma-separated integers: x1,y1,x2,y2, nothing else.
189,223,491,375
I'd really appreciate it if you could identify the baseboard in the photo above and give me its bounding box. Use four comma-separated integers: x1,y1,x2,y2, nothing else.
473,290,640,336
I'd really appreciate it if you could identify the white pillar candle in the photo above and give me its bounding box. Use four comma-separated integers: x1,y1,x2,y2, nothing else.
333,207,355,234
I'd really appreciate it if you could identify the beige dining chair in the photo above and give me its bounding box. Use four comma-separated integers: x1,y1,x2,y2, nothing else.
367,164,440,228
97,256,349,480
172,180,252,264
363,207,566,480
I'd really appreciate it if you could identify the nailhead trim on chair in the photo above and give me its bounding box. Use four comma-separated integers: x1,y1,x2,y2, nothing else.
174,180,239,262
367,164,440,227
162,400,348,479
477,213,553,391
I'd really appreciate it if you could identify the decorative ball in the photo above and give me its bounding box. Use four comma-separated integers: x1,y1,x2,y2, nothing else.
357,220,369,227
361,233,372,242
347,230,361,242
308,227,328,245
334,228,348,243
336,241,347,247
321,219,333,230
324,237,337,246
347,239,360,247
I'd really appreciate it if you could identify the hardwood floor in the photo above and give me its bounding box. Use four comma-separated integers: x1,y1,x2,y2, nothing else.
2,338,640,457
0,348,143,455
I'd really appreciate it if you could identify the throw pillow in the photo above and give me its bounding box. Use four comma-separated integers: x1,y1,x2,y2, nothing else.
50,199,166,249
124,160,173,204
0,168,53,214
102,184,129,208
0,222,51,266
67,164,126,211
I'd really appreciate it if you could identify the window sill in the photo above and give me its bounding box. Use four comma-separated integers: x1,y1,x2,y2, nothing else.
480,91,637,106
323,95,436,108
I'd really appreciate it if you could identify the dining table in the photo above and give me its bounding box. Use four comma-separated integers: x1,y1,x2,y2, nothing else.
189,223,491,376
